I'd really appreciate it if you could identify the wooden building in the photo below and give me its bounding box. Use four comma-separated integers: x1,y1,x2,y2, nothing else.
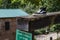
21,12,60,40
0,9,60,40
0,9,29,40
21,12,60,30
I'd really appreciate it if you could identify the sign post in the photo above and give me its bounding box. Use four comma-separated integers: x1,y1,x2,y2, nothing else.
16,29,32,40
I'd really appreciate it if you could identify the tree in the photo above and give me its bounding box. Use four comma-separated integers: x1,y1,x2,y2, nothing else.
0,0,60,14
1,0,11,8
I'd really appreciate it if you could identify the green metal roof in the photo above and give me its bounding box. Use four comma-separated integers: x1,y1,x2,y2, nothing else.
0,9,29,18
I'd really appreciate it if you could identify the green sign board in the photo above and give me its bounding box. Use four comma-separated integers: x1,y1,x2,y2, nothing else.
16,29,32,40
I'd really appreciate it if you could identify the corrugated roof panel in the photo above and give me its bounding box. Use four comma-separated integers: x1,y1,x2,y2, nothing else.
0,9,29,18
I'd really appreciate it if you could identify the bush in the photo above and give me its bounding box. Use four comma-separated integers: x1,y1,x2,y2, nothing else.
34,28,47,35
50,24,60,32
34,30,41,35
40,29,46,34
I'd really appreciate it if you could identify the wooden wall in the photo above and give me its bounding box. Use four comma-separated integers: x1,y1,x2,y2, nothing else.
0,18,16,40
29,15,60,30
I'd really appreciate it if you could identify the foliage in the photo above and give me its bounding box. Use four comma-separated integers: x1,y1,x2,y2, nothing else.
50,25,56,32
34,30,41,35
50,24,60,32
34,24,60,35
34,28,47,35
0,0,60,14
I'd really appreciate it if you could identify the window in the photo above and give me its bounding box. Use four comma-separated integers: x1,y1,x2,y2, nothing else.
5,22,10,31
